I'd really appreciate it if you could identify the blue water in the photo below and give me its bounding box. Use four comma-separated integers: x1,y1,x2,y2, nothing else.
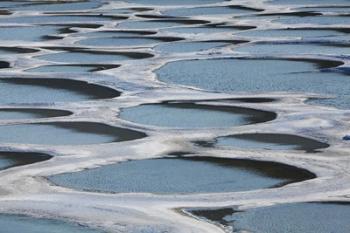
77,37,162,47
117,20,193,29
0,109,71,120
299,6,350,13
157,58,350,109
120,103,275,128
37,51,146,63
74,30,157,38
0,15,118,24
156,41,229,53
269,0,350,5
124,0,222,6
235,43,350,56
0,152,52,171
12,1,103,12
0,47,38,56
49,157,312,193
215,134,328,152
276,15,350,26
231,202,350,233
163,26,240,34
0,26,62,42
164,6,254,17
0,122,145,145
27,65,100,73
0,79,119,104
0,214,102,233
235,28,348,39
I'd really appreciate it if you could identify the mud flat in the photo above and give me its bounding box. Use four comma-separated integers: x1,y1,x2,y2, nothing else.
119,102,276,128
0,122,146,145
0,78,120,104
49,156,315,194
156,58,350,108
196,133,329,152
190,202,350,233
